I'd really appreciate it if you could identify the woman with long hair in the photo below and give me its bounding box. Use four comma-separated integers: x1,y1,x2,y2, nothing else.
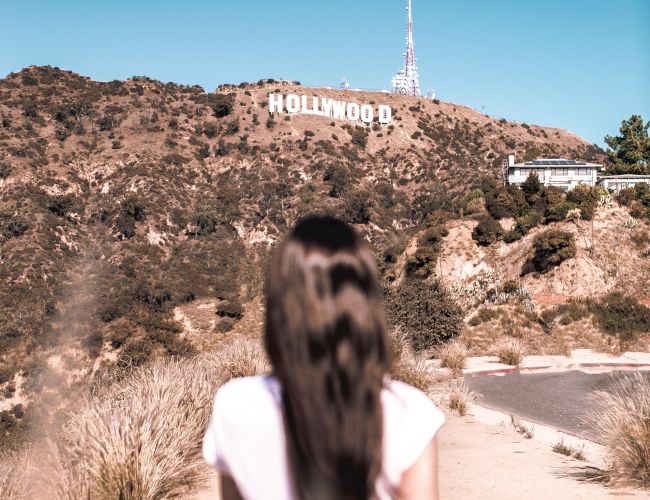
203,215,444,499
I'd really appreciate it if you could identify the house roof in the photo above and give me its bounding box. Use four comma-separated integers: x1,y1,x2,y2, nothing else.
514,158,603,168
598,174,650,179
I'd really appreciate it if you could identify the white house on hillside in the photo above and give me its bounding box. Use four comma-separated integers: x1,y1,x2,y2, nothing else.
506,155,603,191
598,174,650,192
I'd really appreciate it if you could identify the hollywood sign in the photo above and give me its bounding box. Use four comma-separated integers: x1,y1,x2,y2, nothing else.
268,93,392,125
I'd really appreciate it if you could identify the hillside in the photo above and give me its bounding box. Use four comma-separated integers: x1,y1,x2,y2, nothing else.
0,65,641,448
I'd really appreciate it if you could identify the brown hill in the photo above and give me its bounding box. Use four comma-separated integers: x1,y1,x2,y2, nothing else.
0,65,631,448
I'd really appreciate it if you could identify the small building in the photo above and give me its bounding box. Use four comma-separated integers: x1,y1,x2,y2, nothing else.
506,155,603,192
598,174,650,192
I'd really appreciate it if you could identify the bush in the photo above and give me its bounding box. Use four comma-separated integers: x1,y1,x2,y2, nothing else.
216,300,243,320
323,163,350,198
384,278,463,352
566,185,601,220
203,93,234,118
203,122,219,138
523,230,576,274
595,293,650,348
342,190,372,224
514,210,542,235
503,229,522,243
223,118,240,136
0,162,10,179
1,214,29,239
468,307,500,326
350,127,368,148
472,217,504,246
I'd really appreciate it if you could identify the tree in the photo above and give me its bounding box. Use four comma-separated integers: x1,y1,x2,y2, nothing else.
521,172,541,198
604,115,650,174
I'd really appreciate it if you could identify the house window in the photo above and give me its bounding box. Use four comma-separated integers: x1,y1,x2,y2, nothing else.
576,168,590,175
551,168,568,176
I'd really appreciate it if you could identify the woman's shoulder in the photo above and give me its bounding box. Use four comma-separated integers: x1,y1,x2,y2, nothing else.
213,376,280,421
382,379,445,437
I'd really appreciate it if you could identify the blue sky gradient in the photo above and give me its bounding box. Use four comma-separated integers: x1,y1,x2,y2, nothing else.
2,0,649,146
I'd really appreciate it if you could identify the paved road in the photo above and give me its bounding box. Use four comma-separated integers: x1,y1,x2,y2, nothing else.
466,370,650,442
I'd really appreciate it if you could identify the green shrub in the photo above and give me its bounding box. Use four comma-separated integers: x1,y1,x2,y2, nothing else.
503,229,523,243
224,118,240,136
323,163,350,198
384,278,463,352
216,300,243,319
342,190,372,224
566,185,601,220
468,307,500,326
203,122,219,138
0,162,11,179
521,172,542,198
514,210,542,235
350,127,368,148
596,293,650,347
472,217,504,246
1,214,29,239
523,230,576,274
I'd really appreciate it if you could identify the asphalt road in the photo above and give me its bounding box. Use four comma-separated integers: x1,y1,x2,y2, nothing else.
466,370,650,443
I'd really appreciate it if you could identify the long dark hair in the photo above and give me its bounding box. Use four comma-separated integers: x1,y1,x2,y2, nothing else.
264,216,389,500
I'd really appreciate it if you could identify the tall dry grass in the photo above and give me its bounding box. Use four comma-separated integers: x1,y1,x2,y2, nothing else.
436,339,468,374
494,338,526,366
0,449,30,499
445,380,475,416
589,372,650,487
0,336,270,500
390,328,434,392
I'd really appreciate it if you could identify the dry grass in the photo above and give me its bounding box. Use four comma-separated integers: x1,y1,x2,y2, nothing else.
20,336,271,500
510,415,535,439
390,329,434,392
446,380,475,416
552,437,585,460
588,372,650,487
0,449,30,499
208,336,271,382
436,339,468,374
495,338,526,366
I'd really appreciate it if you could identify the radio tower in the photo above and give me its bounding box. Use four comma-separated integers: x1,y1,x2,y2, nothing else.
392,0,420,96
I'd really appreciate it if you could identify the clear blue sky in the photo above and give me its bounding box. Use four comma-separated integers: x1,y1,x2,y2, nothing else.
2,0,649,146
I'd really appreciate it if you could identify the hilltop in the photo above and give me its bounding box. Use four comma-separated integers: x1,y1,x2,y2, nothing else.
1,65,647,449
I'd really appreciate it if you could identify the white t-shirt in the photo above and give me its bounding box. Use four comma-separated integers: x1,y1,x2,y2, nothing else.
203,375,444,500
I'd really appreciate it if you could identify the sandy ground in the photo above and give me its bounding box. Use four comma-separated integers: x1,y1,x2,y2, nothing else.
438,412,647,500
192,409,648,499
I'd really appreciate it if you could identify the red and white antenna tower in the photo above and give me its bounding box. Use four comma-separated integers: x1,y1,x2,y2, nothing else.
392,0,421,97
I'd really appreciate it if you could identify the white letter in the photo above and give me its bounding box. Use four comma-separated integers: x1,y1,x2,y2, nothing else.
378,105,392,124
360,104,373,124
286,94,300,113
311,97,324,116
347,103,360,121
332,100,347,120
301,95,310,114
322,98,335,117
268,93,283,113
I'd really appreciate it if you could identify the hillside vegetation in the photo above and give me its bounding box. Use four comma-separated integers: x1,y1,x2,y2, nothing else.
1,65,647,451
